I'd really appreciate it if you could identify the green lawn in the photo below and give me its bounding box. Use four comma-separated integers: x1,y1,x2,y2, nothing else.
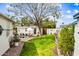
20,35,56,56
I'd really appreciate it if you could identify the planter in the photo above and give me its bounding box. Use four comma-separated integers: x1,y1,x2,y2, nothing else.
15,42,19,47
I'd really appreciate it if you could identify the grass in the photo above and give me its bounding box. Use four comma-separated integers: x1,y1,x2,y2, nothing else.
20,35,56,56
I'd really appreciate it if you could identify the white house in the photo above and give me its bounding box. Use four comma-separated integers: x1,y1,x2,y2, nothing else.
47,28,57,35
17,24,59,39
0,13,15,56
73,13,79,56
17,25,42,39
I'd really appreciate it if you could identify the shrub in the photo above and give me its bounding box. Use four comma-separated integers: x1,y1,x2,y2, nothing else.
59,26,75,56
13,33,20,42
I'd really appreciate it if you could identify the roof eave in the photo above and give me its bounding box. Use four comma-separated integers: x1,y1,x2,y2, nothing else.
73,12,79,19
0,13,15,23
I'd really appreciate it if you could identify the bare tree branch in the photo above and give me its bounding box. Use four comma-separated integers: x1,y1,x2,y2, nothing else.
7,3,61,35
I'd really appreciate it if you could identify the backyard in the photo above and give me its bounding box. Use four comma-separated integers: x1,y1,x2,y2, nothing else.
20,35,56,56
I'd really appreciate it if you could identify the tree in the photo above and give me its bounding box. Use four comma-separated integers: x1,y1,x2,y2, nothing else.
7,3,60,35
59,26,75,56
52,9,61,28
42,18,56,28
21,17,33,26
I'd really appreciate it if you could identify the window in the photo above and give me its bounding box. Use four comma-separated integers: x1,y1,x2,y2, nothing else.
0,25,3,35
20,33,25,38
20,33,23,38
26,34,27,36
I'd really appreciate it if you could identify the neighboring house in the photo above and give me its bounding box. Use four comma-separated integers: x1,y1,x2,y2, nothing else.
47,28,57,34
17,25,42,38
73,12,79,56
0,13,15,56
17,25,59,39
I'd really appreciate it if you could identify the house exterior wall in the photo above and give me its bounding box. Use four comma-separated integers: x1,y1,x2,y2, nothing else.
47,29,56,34
0,16,13,56
17,26,42,38
74,21,79,56
17,26,28,34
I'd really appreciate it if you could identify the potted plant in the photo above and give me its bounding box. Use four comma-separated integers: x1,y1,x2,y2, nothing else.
10,38,15,47
13,33,20,47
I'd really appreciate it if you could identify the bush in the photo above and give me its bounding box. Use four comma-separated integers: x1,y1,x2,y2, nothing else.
13,33,20,42
59,26,75,56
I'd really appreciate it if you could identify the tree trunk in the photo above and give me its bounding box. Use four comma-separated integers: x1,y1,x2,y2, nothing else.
38,27,42,36
55,37,61,56
56,43,61,55
55,31,61,56
37,18,43,36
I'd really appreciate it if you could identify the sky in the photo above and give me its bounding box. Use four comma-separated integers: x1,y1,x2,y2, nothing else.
56,3,79,27
0,3,79,27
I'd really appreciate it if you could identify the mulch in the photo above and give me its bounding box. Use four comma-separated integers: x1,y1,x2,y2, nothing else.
3,42,24,56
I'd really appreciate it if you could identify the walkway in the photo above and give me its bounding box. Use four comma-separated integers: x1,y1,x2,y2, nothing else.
3,42,24,56
3,37,34,56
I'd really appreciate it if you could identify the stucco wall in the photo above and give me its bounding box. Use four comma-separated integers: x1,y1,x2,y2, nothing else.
47,29,56,34
74,21,79,56
17,26,42,38
0,16,13,55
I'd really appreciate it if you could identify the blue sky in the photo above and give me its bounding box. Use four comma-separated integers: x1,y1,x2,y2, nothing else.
57,3,79,27
0,3,79,27
0,3,8,14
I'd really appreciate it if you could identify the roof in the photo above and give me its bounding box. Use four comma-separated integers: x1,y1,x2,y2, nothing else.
72,21,77,25
73,12,79,19
0,13,15,23
17,25,38,28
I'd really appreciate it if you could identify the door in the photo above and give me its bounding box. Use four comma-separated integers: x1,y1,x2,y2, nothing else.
34,28,36,34
43,28,47,35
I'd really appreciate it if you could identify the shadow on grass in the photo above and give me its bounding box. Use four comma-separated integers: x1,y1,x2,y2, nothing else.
20,42,38,56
